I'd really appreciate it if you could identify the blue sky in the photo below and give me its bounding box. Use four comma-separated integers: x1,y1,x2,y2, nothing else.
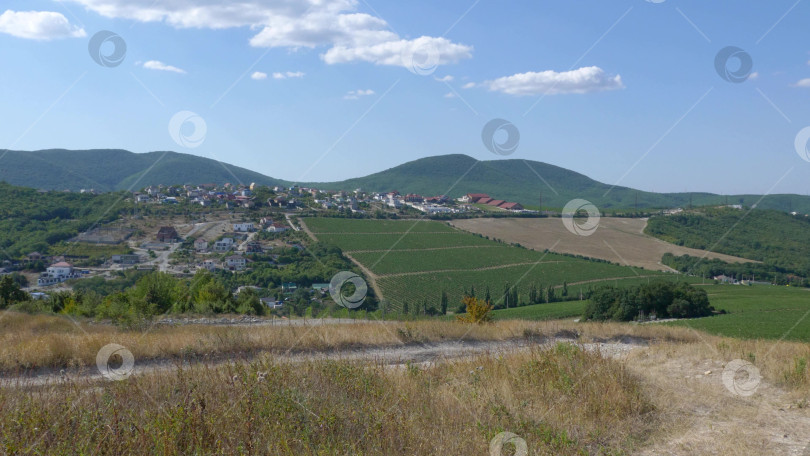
1,0,809,194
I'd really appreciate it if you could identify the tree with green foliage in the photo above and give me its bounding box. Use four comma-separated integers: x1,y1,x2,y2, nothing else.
583,281,713,322
0,275,28,308
440,291,448,315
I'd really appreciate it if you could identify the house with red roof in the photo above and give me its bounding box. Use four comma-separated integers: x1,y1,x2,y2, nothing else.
462,193,490,203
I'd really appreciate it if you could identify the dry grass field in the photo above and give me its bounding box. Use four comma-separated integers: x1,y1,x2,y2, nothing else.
450,217,755,272
3,313,810,454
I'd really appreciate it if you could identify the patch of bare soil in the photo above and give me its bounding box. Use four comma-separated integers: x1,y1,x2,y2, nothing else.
628,346,810,455
450,217,755,272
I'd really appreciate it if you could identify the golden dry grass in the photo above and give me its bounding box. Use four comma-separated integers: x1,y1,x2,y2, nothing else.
0,312,700,373
3,313,810,454
0,345,654,455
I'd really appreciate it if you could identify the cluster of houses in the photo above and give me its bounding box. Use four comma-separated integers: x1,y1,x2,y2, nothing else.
135,183,258,208
459,193,525,211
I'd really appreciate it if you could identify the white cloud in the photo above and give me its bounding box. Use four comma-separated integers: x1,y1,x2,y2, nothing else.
748,72,759,80
793,78,810,88
272,71,306,79
344,89,375,100
251,71,268,80
483,66,624,96
462,82,476,89
62,0,472,69
0,10,86,40
143,60,186,74
435,75,453,82
443,92,456,98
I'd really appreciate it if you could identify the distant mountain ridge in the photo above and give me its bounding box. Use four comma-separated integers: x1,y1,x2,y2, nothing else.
0,149,289,192
2,149,810,213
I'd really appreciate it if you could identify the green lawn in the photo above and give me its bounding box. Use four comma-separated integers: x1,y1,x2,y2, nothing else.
305,218,457,234
316,232,494,251
666,285,810,341
352,247,574,275
493,300,588,321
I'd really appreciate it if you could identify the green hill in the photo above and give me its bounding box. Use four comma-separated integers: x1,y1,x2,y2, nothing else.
302,154,810,213
2,150,810,213
0,149,289,192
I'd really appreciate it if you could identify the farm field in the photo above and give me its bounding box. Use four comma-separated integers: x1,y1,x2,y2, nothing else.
303,217,684,312
492,300,588,320
449,217,755,272
667,285,810,341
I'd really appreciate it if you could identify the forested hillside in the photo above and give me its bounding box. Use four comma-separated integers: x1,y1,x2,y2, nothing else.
0,149,288,192
0,183,130,258
645,208,810,279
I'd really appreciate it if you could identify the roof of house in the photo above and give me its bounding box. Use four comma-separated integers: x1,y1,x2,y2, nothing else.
466,193,490,199
226,255,245,261
477,197,493,204
500,202,521,209
487,199,505,206
51,262,72,268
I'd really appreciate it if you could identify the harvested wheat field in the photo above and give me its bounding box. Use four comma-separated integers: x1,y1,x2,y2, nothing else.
451,217,755,272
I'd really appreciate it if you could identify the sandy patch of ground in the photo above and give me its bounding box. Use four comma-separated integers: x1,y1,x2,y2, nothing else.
450,217,755,272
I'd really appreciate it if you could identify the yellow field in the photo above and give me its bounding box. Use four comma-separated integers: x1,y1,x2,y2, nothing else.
450,217,754,271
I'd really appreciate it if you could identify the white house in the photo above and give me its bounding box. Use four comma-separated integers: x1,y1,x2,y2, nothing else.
233,222,255,232
225,255,247,271
37,262,81,286
193,238,208,252
261,297,283,309
214,238,234,252
201,259,217,272
267,223,288,233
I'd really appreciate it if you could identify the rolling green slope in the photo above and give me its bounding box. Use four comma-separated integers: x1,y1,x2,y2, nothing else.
0,149,289,192
645,208,810,277
303,154,810,213
2,150,809,212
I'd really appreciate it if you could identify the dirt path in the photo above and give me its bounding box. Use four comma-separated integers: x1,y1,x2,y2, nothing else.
0,336,643,387
375,261,584,278
628,349,810,455
299,219,386,303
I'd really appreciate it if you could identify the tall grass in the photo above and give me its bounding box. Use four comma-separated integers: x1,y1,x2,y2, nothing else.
0,346,654,455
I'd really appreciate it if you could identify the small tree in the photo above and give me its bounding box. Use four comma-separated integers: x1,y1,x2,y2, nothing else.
440,291,448,315
0,275,28,308
456,296,493,324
